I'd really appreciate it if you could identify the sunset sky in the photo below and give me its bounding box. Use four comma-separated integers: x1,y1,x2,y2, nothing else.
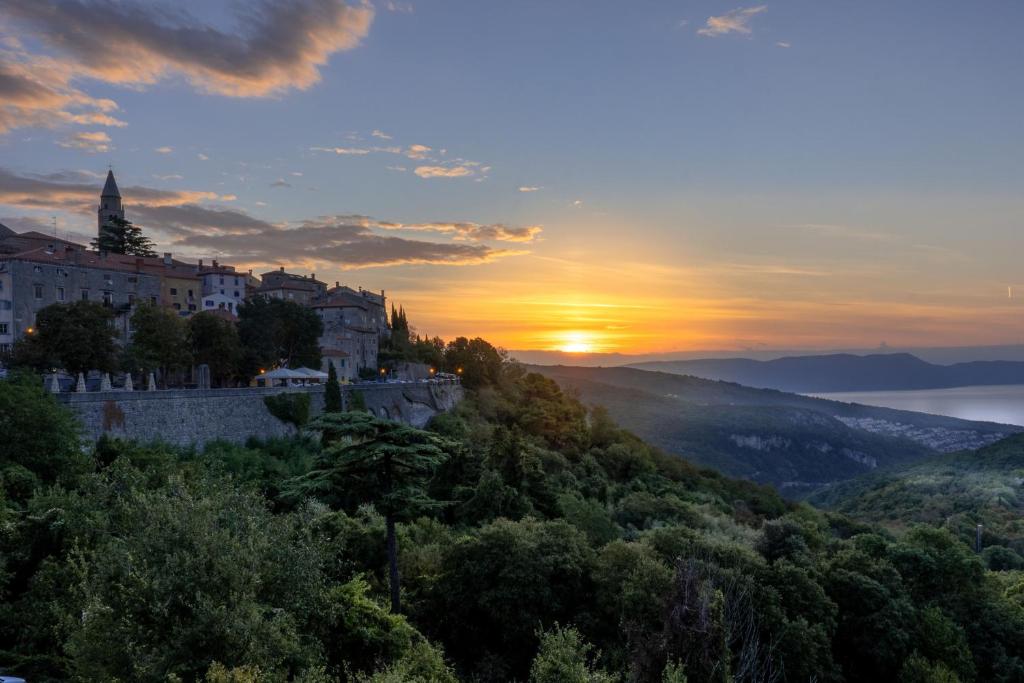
1,1,1022,355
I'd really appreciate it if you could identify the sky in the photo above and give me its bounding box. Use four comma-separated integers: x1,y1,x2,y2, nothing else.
1,0,1023,355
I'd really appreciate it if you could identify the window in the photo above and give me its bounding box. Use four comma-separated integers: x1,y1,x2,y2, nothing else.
205,301,213,307
128,294,135,306
104,274,113,286
0,323,8,335
219,277,224,285
102,291,113,306
150,296,157,304
220,289,224,295
33,266,42,274
33,284,43,299
170,287,178,295
0,343,9,353
173,303,181,310
56,286,65,302
187,289,194,297
234,291,240,297
81,289,89,301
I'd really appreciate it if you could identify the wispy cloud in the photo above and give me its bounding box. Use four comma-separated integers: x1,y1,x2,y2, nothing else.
0,167,221,210
310,146,372,155
197,153,209,161
56,130,111,152
518,186,542,193
775,41,791,48
154,146,173,154
371,129,392,139
697,5,767,37
414,165,473,178
374,220,542,243
406,144,432,160
270,178,292,188
385,1,414,13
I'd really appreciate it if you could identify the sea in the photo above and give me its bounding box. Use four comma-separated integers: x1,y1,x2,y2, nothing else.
812,384,1024,427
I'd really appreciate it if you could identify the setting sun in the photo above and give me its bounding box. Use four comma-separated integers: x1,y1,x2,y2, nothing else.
554,330,598,354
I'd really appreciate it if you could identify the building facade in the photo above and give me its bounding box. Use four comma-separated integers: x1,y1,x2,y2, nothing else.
0,244,161,350
258,268,326,305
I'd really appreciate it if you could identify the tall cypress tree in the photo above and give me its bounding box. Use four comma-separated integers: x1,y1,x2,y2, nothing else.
324,360,342,412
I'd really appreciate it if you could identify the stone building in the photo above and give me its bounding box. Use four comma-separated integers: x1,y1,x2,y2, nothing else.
257,267,326,305
0,243,161,350
312,286,387,379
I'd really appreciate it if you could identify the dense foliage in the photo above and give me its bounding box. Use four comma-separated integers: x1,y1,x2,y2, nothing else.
3,343,1024,682
10,301,118,375
91,216,157,257
811,434,1024,565
237,297,324,375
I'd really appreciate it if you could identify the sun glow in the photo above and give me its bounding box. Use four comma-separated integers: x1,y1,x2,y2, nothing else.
554,330,598,354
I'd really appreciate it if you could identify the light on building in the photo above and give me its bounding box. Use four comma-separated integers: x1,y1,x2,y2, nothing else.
456,367,463,375
25,326,35,335
259,368,266,374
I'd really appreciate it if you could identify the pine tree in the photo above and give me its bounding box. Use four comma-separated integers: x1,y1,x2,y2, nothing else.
291,412,452,612
92,216,157,256
324,360,342,412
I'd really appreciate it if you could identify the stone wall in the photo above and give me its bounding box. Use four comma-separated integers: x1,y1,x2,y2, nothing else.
56,382,462,448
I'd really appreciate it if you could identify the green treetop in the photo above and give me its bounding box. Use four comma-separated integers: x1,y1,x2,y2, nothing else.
291,412,452,613
91,216,157,257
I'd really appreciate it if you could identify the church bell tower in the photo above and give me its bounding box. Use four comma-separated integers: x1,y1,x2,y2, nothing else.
97,169,124,235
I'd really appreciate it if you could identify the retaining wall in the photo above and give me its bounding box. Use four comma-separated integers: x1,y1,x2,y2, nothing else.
55,382,463,448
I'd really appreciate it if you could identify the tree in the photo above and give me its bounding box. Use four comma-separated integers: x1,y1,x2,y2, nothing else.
188,312,243,386
237,297,323,373
128,303,192,387
324,360,342,412
91,216,157,256
0,371,85,494
292,412,451,613
442,336,507,389
12,301,118,375
529,625,616,683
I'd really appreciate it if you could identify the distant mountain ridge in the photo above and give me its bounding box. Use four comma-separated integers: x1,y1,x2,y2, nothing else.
629,352,1024,393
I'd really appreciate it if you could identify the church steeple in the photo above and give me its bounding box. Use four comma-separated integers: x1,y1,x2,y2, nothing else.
97,169,125,235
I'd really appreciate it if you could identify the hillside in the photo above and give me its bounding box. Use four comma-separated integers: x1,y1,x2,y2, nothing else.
630,352,1024,393
5,351,1024,682
531,364,1017,494
810,434,1024,558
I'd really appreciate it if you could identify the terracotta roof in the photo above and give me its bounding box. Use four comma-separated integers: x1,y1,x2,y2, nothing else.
0,246,152,274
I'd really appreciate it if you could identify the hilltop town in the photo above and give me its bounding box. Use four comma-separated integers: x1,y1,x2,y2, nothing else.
0,171,389,382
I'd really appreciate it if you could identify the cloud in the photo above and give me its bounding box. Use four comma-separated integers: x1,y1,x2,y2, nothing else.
56,131,111,152
518,186,541,193
775,41,791,48
374,220,542,243
414,165,473,178
197,153,209,161
270,178,292,188
405,144,432,160
697,5,767,37
154,146,173,154
0,0,374,99
310,146,372,155
153,173,184,181
0,167,220,211
385,1,414,13
371,129,392,139
142,210,527,269
0,54,126,134
386,165,407,172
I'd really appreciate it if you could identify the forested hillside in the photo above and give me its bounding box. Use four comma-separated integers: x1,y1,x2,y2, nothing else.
2,343,1024,682
531,365,1015,494
811,434,1024,563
